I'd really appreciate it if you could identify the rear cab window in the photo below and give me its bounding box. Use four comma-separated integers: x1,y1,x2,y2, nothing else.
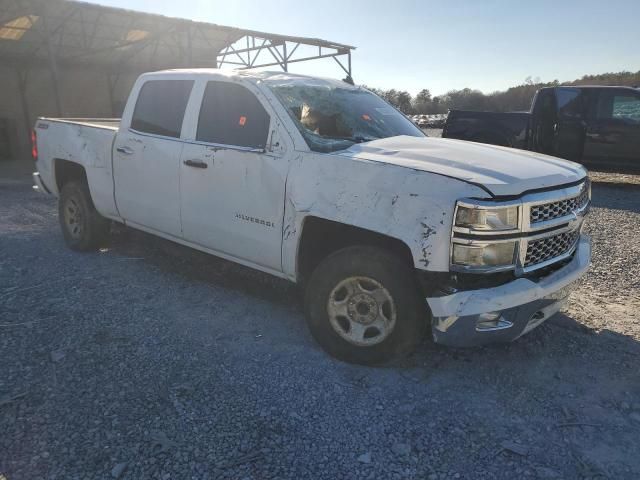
131,80,194,138
196,81,271,149
596,90,640,124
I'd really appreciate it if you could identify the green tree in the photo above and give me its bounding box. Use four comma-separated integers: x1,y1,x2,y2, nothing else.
442,88,490,111
415,89,432,104
413,89,432,114
395,91,413,113
364,69,639,114
382,89,398,106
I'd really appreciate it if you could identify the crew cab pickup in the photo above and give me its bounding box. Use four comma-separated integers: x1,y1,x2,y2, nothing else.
32,69,591,365
442,86,640,172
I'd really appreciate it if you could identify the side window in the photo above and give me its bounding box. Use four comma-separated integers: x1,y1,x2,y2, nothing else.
131,80,194,138
533,89,556,119
555,88,583,119
597,92,640,124
197,81,270,149
612,95,640,124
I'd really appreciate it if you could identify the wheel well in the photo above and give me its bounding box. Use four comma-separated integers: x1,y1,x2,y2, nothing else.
54,159,87,191
297,216,414,283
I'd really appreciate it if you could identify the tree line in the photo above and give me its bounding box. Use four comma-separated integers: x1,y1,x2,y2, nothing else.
365,70,640,114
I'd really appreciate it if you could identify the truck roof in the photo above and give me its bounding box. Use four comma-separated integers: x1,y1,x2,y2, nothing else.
144,68,358,89
541,85,639,91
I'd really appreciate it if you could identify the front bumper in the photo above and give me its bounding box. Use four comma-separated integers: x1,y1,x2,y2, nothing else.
427,235,591,347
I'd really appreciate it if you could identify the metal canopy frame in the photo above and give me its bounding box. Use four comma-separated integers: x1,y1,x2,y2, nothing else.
217,33,353,78
0,0,355,143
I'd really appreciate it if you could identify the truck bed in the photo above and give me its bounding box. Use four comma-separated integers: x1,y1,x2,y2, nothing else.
34,116,121,218
442,110,530,149
40,117,120,130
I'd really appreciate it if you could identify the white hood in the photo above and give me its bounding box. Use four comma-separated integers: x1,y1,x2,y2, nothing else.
337,136,587,196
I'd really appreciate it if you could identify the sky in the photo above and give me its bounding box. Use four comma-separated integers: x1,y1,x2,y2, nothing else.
83,0,640,96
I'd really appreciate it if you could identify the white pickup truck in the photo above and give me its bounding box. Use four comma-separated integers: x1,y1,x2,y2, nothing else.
32,69,591,364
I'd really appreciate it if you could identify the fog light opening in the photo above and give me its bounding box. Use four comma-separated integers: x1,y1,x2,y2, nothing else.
476,312,513,332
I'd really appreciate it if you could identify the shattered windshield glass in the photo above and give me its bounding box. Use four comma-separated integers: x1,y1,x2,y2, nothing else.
267,83,425,153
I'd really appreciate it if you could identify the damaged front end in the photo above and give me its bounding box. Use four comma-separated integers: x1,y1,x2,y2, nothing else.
424,179,591,347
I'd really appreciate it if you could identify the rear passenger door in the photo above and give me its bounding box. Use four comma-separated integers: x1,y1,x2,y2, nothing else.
113,79,194,237
584,90,640,170
179,80,287,272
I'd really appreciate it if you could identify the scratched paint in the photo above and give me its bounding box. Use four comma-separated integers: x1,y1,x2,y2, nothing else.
280,150,489,278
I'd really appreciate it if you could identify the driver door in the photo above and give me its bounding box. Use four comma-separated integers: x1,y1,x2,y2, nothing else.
553,87,587,162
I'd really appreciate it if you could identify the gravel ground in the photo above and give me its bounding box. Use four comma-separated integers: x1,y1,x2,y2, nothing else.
1,168,639,480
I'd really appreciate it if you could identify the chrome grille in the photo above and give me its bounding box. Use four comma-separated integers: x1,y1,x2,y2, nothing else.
530,185,589,224
452,180,589,275
525,230,580,267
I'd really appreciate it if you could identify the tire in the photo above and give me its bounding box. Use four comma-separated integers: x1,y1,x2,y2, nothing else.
58,180,110,251
304,246,426,365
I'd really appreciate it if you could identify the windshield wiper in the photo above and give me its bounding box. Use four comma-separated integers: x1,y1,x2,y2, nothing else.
307,133,379,147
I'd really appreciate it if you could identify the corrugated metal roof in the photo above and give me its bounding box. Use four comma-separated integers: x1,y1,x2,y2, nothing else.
0,0,354,72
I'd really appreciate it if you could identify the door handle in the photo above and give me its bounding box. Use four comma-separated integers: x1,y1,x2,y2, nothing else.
183,159,208,169
116,146,134,155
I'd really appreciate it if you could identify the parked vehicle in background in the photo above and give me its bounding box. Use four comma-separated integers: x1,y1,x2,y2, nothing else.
425,113,448,129
410,114,448,129
32,69,591,365
443,86,640,172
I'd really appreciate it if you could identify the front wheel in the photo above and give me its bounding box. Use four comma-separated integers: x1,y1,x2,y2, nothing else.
304,246,426,365
58,181,110,251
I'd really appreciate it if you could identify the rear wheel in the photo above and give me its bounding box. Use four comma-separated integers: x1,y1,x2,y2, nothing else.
58,181,110,251
304,246,426,365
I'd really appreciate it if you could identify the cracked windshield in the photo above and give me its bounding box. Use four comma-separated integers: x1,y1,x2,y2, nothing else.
269,84,424,153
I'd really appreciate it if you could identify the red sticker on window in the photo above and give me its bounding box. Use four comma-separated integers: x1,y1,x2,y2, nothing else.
239,116,247,126
362,114,371,121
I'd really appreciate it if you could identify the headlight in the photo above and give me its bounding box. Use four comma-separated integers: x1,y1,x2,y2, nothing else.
452,242,516,268
455,205,518,231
